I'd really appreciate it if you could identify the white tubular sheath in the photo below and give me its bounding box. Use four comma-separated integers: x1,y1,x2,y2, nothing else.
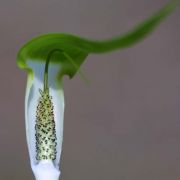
25,60,64,180
32,161,60,180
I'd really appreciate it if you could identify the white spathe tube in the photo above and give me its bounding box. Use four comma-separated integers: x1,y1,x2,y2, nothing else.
25,60,64,180
32,161,60,180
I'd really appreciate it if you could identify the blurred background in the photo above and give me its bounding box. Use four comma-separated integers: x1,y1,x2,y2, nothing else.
0,0,179,179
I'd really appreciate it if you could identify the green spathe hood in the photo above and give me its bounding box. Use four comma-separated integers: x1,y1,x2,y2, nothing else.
17,0,179,79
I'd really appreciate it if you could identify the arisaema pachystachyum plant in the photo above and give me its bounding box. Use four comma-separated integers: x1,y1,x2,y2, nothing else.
16,1,179,180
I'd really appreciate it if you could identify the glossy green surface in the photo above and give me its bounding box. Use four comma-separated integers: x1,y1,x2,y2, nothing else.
17,0,179,78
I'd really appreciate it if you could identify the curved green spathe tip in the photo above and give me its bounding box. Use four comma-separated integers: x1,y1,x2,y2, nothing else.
17,0,179,79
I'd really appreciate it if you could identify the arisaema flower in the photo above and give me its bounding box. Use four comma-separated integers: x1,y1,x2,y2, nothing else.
16,1,179,180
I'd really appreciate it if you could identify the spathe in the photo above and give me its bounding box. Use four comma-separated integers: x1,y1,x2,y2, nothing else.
25,60,64,179
16,1,179,179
